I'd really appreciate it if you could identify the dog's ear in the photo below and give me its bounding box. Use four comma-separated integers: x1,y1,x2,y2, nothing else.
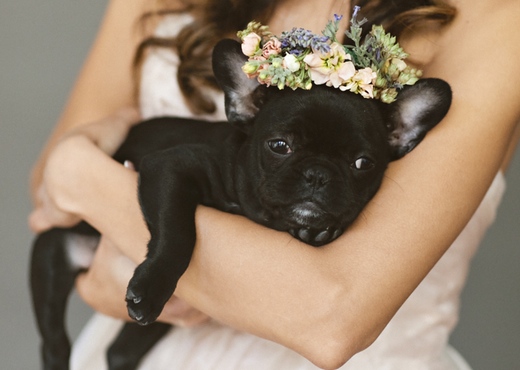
386,78,452,159
212,39,265,132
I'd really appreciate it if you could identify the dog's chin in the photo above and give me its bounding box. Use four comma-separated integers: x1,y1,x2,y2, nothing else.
289,202,327,225
282,202,344,246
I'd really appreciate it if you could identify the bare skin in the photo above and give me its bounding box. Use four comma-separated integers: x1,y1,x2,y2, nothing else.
29,0,520,368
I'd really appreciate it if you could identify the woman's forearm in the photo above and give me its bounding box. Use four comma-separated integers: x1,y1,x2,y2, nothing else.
46,135,150,262
177,142,499,368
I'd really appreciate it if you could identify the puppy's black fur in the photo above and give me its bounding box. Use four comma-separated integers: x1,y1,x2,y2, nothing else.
30,39,452,370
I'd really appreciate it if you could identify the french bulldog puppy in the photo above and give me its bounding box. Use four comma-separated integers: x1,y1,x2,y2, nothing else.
30,39,451,370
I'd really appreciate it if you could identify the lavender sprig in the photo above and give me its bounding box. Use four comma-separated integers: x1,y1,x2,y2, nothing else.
344,6,369,66
280,28,330,54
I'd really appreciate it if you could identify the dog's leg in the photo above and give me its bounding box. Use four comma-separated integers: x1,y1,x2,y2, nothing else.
106,322,171,370
126,146,217,325
30,222,98,370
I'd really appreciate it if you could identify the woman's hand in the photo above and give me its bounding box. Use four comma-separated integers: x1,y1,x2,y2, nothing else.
29,108,140,233
76,237,210,327
29,179,82,232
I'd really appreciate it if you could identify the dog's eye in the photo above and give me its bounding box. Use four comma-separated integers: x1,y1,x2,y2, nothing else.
268,139,292,155
352,157,374,170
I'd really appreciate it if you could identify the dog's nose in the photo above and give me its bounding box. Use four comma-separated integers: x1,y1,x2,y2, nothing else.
303,165,331,188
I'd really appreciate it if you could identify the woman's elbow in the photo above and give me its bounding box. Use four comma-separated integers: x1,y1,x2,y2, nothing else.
301,322,379,369
295,287,382,369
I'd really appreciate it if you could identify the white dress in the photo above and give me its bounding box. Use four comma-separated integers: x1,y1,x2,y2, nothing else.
70,14,507,370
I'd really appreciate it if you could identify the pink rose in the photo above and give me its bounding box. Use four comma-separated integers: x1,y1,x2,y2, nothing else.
241,33,261,56
262,37,282,58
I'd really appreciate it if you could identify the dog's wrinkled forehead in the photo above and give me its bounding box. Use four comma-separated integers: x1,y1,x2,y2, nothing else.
253,87,386,142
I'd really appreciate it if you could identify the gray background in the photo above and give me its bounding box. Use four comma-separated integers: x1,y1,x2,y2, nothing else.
1,1,518,369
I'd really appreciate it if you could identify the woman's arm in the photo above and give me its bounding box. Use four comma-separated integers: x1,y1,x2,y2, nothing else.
30,0,150,197
28,0,210,325
32,3,520,370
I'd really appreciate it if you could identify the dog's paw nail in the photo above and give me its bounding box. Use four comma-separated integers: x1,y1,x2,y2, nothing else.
332,228,342,240
127,298,155,326
298,228,311,242
314,229,331,243
125,289,139,302
126,288,145,313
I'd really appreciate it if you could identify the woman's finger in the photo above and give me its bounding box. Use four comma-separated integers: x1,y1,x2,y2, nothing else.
28,184,81,233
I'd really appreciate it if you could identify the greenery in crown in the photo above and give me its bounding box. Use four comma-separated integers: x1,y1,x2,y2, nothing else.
236,6,422,103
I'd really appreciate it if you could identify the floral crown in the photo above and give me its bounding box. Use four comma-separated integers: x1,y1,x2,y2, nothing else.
237,6,422,104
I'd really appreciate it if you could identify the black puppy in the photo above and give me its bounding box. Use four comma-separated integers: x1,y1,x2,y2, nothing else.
30,39,451,370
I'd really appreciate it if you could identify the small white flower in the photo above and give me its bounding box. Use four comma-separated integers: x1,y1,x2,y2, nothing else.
303,42,356,87
392,58,407,71
355,67,377,85
283,54,300,72
337,61,356,81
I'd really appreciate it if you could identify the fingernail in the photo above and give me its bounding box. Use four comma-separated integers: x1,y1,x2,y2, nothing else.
123,160,135,170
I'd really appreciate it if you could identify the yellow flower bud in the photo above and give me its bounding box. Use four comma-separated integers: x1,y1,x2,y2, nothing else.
380,88,398,104
242,62,259,75
271,58,282,68
375,74,388,88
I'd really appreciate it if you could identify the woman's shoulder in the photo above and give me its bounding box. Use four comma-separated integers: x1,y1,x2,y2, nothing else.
420,1,520,168
439,1,520,54
423,1,520,96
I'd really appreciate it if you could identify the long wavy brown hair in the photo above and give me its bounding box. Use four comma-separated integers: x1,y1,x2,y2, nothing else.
134,0,456,114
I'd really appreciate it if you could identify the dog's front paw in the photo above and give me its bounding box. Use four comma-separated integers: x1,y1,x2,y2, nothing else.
290,227,343,246
125,262,176,326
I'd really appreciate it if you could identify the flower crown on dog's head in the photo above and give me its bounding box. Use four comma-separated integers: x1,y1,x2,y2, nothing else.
237,6,422,104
